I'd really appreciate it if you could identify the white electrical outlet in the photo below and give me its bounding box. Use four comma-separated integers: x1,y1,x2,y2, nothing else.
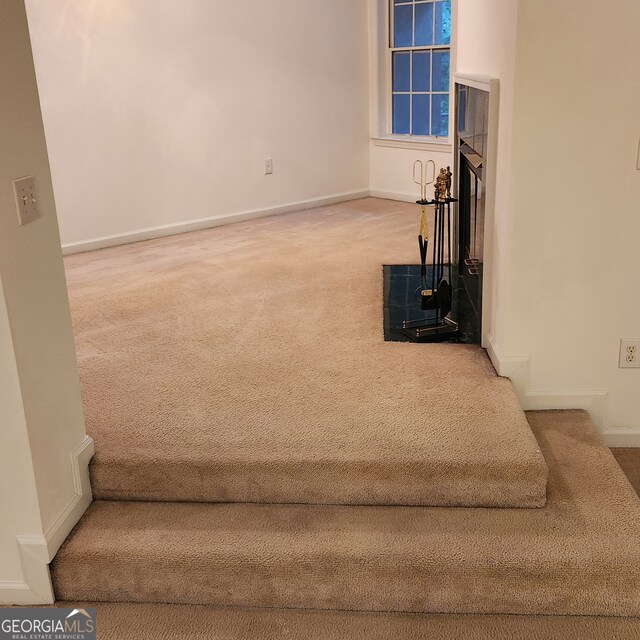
264,158,273,175
13,175,40,225
619,338,640,368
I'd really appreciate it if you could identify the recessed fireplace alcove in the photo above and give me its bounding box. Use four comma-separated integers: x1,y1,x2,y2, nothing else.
383,74,498,346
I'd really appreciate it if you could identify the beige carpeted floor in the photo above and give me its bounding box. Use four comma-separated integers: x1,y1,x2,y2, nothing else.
51,410,640,617
53,198,640,634
54,603,640,640
64,198,547,508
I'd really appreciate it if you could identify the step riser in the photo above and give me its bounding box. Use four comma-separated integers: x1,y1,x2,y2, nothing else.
56,603,640,640
53,560,640,617
90,459,547,507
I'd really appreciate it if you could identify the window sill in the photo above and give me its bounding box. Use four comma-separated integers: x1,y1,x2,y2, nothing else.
371,136,452,153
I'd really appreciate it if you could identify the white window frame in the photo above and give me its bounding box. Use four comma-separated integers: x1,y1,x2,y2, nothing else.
372,0,454,151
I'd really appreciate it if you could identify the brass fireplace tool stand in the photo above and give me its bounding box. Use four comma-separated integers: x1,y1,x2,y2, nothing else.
402,163,459,341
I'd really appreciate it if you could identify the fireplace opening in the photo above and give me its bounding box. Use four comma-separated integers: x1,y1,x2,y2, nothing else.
452,82,489,343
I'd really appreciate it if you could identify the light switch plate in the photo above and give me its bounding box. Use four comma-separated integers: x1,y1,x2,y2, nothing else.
13,175,40,225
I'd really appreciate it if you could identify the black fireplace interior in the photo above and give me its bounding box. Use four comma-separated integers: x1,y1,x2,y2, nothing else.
453,84,488,342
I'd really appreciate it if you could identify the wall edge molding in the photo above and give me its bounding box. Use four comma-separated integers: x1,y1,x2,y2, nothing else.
61,190,370,255
44,435,95,560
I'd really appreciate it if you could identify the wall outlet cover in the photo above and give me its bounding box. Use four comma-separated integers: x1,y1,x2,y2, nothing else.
619,338,640,368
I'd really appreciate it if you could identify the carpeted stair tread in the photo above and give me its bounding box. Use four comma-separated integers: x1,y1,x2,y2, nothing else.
51,410,640,617
65,200,547,507
56,602,640,640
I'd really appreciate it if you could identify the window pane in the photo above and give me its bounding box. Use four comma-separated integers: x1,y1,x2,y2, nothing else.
393,52,411,92
412,95,429,135
393,4,413,47
412,51,430,92
434,0,451,45
394,0,412,3
393,94,410,134
431,94,449,136
414,2,434,46
432,50,450,91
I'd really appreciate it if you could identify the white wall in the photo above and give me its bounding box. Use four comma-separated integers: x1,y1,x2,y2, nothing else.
370,143,452,201
504,0,640,441
368,0,452,202
0,0,92,604
457,0,640,441
25,0,370,250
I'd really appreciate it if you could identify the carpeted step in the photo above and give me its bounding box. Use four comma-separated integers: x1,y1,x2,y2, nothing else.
51,411,640,617
88,362,548,507
56,602,640,640
88,360,548,507
66,204,548,508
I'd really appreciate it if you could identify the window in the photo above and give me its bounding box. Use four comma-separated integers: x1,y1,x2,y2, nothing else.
389,0,451,138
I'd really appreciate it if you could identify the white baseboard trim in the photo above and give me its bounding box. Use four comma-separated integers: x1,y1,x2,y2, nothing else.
62,189,370,255
0,580,35,604
0,537,54,605
485,333,529,379
369,190,417,204
485,334,640,445
602,429,640,448
0,436,94,605
522,389,609,435
44,435,95,559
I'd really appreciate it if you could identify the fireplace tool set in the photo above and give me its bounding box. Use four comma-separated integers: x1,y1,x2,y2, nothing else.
401,161,459,341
